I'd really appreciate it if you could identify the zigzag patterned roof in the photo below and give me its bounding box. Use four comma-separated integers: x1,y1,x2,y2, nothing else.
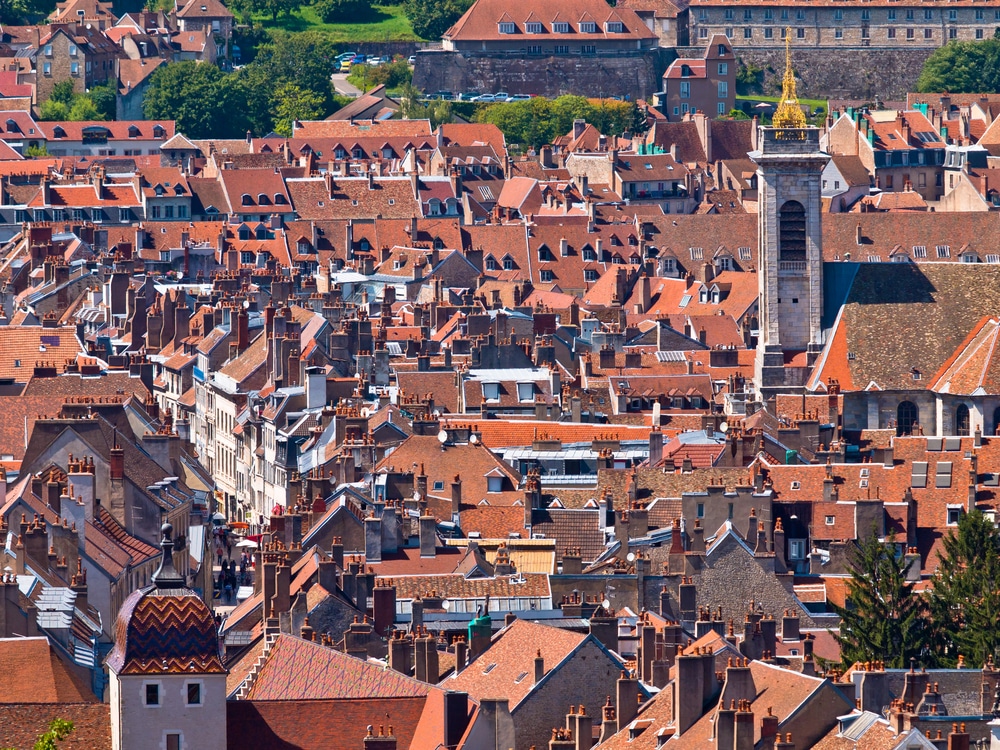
107,586,224,675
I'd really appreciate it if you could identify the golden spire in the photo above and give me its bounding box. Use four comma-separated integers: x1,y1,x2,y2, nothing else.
772,28,806,129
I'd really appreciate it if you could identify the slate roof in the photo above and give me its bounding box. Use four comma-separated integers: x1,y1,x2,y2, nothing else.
810,264,1000,391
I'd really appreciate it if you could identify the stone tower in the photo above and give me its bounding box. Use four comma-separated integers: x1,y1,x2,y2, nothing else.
751,32,829,398
107,524,227,750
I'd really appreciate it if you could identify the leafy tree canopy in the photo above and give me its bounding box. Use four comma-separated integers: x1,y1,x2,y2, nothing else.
402,0,472,41
143,61,248,138
472,95,647,150
917,37,1000,93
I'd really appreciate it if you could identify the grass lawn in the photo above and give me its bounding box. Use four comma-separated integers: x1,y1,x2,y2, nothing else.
251,4,420,42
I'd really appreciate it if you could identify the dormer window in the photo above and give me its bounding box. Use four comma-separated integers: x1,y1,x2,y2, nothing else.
153,125,165,138
352,147,364,158
579,21,597,32
553,21,569,32
582,245,596,261
499,21,515,33
128,125,140,138
487,475,503,492
238,226,250,240
5,119,19,134
526,21,543,33
241,193,253,206
255,226,266,240
274,194,287,204
52,126,66,139
335,147,346,159
257,193,271,205
483,382,500,401
503,256,514,270
605,20,623,32
486,256,498,271
517,382,534,402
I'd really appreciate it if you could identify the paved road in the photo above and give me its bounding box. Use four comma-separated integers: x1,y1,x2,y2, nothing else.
331,73,363,98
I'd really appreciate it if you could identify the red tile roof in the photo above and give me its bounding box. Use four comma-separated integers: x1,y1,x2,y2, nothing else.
247,634,431,700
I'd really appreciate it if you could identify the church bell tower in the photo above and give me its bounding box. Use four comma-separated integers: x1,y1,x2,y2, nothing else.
751,32,829,399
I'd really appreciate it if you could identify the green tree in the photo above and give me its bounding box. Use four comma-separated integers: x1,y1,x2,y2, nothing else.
924,509,1000,667
313,0,366,23
49,80,76,106
917,38,1000,93
253,31,336,113
398,84,452,128
38,99,70,121
402,0,472,40
271,82,324,136
68,97,100,121
34,719,74,750
347,60,412,91
144,62,248,138
88,82,117,120
832,527,926,668
3,718,75,750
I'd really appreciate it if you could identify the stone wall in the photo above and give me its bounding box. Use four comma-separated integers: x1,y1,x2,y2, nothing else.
676,46,935,100
412,49,668,99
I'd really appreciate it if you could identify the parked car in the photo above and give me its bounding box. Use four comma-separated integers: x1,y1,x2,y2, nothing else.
472,94,496,102
339,59,354,73
336,51,356,61
458,92,479,101
508,94,531,102
407,55,416,65
494,92,509,101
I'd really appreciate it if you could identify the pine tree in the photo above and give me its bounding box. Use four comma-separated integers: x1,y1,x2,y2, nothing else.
924,509,1000,667
833,526,926,668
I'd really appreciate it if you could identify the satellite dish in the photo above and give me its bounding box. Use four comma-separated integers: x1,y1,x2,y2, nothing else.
413,491,421,502
720,421,729,433
361,407,370,418
602,599,611,609
437,430,448,443
243,300,250,309
442,599,451,610
469,433,479,444
626,552,636,562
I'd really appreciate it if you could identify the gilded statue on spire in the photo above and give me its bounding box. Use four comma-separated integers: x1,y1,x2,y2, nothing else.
772,28,807,129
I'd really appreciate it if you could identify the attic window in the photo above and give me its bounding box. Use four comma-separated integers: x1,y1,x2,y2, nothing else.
153,125,165,138
128,125,140,138
432,481,444,491
825,515,835,525
935,245,950,258
498,21,515,33
241,193,253,206
274,194,287,204
483,663,497,674
988,254,1000,264
487,476,503,493
483,382,500,401
526,21,542,33
912,245,927,258
53,126,66,139
514,671,530,683
579,20,597,32
689,247,704,260
738,246,752,260
553,21,569,32
790,481,800,490
258,193,270,205
936,461,952,488
605,20,624,32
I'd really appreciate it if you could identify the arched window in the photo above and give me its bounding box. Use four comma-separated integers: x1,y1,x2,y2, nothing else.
779,200,807,261
956,404,970,436
897,400,918,436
